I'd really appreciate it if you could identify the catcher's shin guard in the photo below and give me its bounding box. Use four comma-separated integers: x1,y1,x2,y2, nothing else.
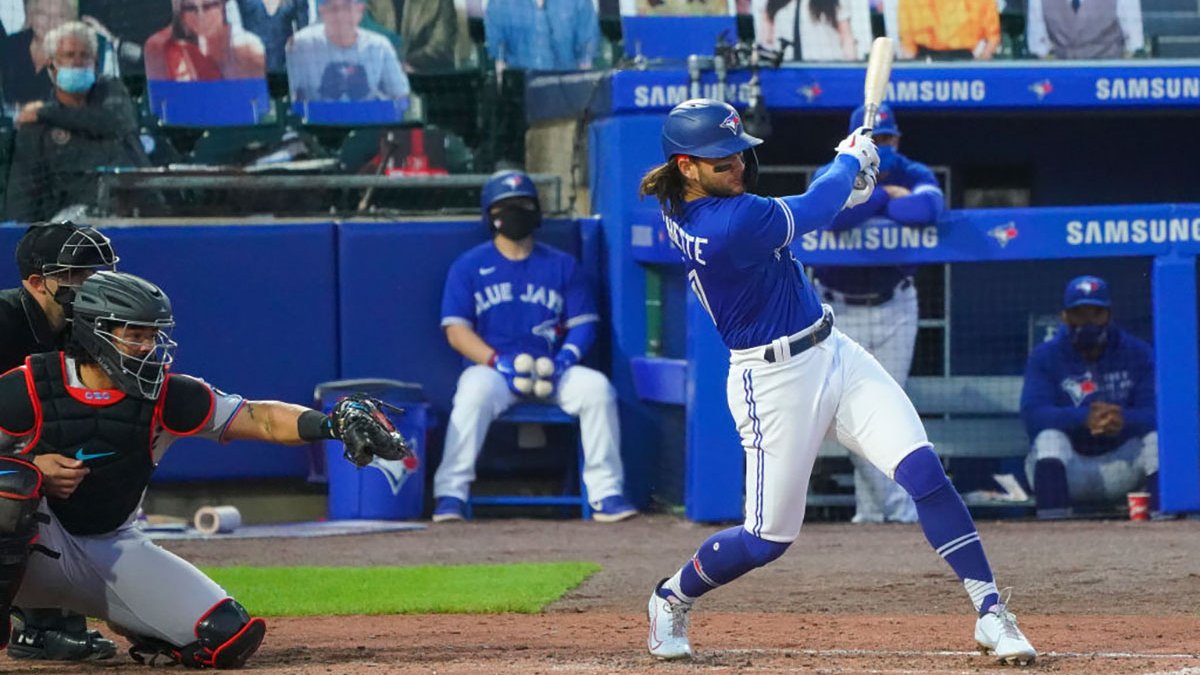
131,599,266,669
0,457,45,650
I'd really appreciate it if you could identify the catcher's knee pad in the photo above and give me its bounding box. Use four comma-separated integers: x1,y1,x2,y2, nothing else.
0,457,44,649
178,598,266,669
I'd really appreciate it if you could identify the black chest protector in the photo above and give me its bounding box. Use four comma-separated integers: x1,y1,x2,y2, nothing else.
25,354,160,535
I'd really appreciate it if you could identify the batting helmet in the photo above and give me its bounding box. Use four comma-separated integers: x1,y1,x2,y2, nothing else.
661,98,763,161
849,103,901,136
481,170,540,228
71,271,177,400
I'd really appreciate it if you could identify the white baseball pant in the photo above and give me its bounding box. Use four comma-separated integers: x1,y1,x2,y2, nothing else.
1025,429,1158,504
433,364,625,503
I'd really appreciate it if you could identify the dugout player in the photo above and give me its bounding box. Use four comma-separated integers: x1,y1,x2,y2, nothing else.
639,99,1036,664
0,271,409,669
809,104,944,524
431,170,637,523
1020,275,1157,519
0,221,119,662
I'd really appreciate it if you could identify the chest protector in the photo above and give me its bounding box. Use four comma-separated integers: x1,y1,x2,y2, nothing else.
24,354,159,535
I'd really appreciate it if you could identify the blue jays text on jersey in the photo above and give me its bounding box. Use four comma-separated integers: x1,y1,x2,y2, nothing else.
441,241,597,359
1020,325,1156,456
666,155,860,349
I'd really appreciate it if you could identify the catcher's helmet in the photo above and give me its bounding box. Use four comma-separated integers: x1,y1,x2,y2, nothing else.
660,98,763,161
71,271,177,400
849,103,901,136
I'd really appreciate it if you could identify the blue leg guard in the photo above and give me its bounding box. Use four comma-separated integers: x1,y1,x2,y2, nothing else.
663,526,790,601
894,446,999,613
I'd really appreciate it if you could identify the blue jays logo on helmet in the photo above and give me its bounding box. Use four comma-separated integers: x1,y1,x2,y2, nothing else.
481,169,540,217
661,98,763,161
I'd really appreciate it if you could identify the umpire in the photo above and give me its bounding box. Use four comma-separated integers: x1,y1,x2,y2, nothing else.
0,221,119,661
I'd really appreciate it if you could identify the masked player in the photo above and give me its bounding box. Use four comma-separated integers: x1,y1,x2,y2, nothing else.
1020,275,1157,519
809,103,944,524
638,99,1036,664
431,170,637,523
0,271,411,669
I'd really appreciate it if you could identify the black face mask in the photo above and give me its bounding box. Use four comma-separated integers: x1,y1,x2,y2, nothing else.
53,285,77,319
493,205,541,241
1069,323,1109,353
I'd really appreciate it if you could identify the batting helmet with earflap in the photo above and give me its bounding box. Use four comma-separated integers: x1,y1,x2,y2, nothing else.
661,98,763,161
480,170,540,229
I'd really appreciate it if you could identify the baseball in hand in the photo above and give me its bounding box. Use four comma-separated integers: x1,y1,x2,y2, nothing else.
512,377,534,395
533,379,554,399
535,356,555,378
513,353,534,374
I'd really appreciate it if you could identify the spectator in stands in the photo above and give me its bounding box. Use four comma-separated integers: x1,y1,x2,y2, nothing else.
485,0,600,72
897,0,999,60
753,0,873,61
431,170,637,524
809,103,943,524
144,0,267,81
0,0,77,109
1020,276,1157,520
1026,0,1143,59
5,21,149,222
366,0,458,72
286,0,410,101
233,0,310,73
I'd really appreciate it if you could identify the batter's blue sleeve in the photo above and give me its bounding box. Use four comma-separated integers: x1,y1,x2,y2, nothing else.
1020,346,1088,437
828,188,888,232
440,256,475,328
1122,340,1156,436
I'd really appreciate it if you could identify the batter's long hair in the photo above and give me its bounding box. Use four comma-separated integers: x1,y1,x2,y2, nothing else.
639,159,687,221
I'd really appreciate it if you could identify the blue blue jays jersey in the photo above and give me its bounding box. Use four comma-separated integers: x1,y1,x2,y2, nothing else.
667,155,858,349
810,150,944,297
1020,326,1156,456
441,241,597,360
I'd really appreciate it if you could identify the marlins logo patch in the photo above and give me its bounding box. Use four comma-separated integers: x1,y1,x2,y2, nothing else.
719,111,741,134
1060,373,1098,406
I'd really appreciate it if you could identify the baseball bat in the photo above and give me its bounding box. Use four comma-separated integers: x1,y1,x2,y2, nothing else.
852,37,894,190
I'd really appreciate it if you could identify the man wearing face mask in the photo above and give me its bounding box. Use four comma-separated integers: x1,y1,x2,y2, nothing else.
5,21,148,222
0,221,121,662
431,170,637,524
807,103,944,525
1020,275,1157,520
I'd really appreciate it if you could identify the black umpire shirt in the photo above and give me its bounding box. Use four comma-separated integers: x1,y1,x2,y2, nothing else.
0,286,61,372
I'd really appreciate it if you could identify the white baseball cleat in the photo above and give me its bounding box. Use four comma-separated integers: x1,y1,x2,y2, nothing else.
975,590,1037,666
647,579,693,660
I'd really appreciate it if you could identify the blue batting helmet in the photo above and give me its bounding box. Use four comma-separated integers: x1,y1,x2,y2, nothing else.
481,169,539,208
661,99,763,161
849,103,901,136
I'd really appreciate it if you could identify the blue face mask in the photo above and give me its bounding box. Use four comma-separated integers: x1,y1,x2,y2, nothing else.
1069,323,1109,353
55,66,96,94
877,145,900,175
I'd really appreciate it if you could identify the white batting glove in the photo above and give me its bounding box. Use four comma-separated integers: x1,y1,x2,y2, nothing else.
844,165,883,207
834,126,880,173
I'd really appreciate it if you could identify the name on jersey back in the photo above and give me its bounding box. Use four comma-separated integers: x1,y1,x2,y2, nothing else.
663,215,708,265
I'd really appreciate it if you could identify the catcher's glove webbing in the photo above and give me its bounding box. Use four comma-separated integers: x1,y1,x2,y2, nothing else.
329,394,418,470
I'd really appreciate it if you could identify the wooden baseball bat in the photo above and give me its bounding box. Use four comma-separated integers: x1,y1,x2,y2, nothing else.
853,37,895,190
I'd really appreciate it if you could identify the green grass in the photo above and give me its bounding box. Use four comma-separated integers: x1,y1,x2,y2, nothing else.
200,562,600,616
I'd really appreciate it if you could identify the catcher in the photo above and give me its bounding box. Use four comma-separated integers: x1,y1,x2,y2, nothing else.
0,271,412,669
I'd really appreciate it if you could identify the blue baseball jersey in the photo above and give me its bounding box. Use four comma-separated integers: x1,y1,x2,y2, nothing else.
441,241,598,360
665,155,858,349
1020,326,1156,457
810,151,944,296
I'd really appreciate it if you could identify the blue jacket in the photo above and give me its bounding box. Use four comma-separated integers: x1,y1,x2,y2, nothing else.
1020,325,1156,456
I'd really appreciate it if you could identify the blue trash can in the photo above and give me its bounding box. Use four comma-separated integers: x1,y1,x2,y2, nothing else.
315,379,428,521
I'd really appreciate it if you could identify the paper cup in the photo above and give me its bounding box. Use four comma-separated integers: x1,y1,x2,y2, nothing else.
1126,492,1150,521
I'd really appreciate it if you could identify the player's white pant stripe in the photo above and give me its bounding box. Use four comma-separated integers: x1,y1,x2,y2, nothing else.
937,533,981,558
742,369,765,537
772,197,796,248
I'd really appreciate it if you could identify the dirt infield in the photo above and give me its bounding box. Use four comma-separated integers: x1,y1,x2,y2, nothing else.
7,515,1200,673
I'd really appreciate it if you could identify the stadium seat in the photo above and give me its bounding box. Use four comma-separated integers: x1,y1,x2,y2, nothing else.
189,125,323,167
337,124,474,174
147,79,274,127
466,402,593,520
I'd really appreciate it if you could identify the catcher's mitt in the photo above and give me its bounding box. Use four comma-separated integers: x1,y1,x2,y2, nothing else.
329,394,418,470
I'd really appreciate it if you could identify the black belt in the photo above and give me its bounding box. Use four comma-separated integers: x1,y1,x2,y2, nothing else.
822,277,912,307
764,314,834,364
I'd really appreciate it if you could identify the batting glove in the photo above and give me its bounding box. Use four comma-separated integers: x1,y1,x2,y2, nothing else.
834,126,880,173
844,167,877,209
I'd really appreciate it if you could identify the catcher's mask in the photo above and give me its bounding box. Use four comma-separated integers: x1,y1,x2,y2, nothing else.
71,271,177,399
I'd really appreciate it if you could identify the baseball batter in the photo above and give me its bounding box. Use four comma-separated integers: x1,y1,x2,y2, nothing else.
432,170,636,523
0,271,410,668
1020,275,1157,519
638,99,1035,664
810,103,944,524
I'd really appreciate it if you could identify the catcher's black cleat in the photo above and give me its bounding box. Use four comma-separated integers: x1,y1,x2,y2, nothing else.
8,625,118,661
